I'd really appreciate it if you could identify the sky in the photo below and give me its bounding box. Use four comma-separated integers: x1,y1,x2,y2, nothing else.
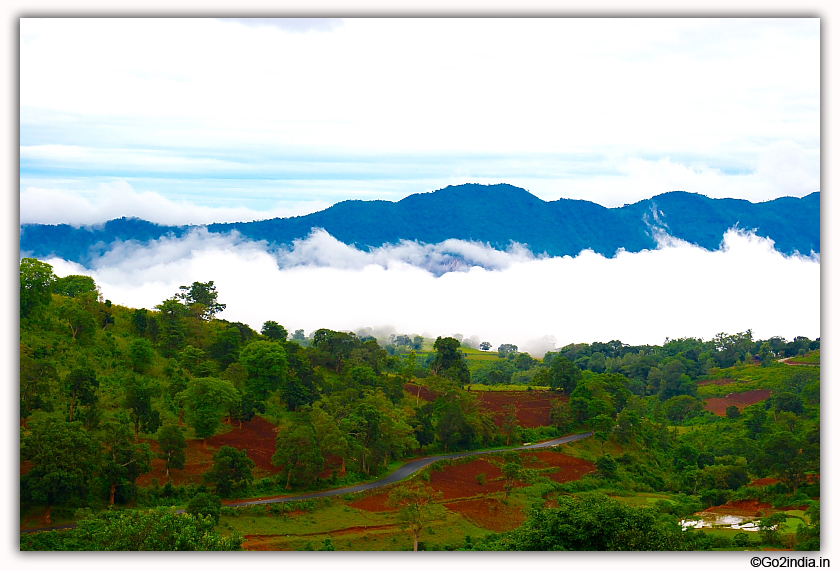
19,18,820,225
17,17,821,349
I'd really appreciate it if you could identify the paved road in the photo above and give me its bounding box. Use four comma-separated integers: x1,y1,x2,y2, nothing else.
21,431,591,534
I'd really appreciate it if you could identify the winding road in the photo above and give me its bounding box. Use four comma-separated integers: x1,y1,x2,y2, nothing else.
21,431,592,534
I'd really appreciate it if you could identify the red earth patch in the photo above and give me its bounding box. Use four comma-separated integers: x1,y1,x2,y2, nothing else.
704,389,773,416
445,497,526,532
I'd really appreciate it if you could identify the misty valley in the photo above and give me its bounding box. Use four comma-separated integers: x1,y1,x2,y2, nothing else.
19,261,820,551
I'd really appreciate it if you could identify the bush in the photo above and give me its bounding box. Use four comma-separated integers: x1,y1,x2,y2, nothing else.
186,492,222,524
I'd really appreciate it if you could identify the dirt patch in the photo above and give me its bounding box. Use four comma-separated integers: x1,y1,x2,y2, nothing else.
704,499,774,518
208,416,282,475
445,497,526,532
475,391,569,428
136,437,218,486
749,477,780,487
348,491,397,513
705,389,773,416
520,450,598,482
697,378,736,387
405,383,437,403
429,458,524,500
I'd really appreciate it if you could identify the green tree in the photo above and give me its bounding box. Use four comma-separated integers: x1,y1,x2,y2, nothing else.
100,413,153,505
72,508,242,550
386,481,444,551
546,356,582,394
180,377,240,445
479,341,492,351
261,320,288,341
431,337,470,385
176,281,226,320
549,399,575,433
590,413,615,453
20,346,58,421
496,494,693,550
273,421,325,489
123,376,162,440
203,445,255,497
239,340,288,400
20,258,55,318
501,404,521,446
502,460,525,500
128,338,156,373
157,424,187,477
64,365,98,423
52,274,98,298
20,412,100,524
497,343,518,358
186,492,222,525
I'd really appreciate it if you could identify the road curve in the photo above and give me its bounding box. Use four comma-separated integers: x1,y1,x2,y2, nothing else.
21,431,592,534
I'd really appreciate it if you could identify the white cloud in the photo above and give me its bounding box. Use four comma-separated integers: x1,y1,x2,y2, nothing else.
19,181,330,226
44,228,820,357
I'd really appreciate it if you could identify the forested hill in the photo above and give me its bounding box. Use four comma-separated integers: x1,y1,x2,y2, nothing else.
19,184,820,266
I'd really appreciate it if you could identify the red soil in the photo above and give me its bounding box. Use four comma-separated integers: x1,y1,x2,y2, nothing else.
136,416,282,486
136,438,217,486
405,383,437,403
348,491,397,513
475,390,569,428
445,497,526,532
429,458,525,500
704,499,774,518
521,450,598,482
705,389,773,416
208,416,283,475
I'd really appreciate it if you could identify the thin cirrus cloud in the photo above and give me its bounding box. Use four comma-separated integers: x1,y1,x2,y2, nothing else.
43,227,820,356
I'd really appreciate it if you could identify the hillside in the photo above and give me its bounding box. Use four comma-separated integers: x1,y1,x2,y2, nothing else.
19,184,820,267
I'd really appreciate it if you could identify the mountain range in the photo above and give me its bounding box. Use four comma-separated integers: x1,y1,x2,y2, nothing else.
19,184,820,267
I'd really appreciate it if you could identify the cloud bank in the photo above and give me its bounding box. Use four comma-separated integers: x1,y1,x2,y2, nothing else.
19,181,330,226
44,228,820,356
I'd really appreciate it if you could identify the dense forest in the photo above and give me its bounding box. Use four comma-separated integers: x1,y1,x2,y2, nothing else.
19,257,820,551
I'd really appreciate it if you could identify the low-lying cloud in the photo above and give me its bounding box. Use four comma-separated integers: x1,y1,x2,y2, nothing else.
44,228,820,356
19,181,330,226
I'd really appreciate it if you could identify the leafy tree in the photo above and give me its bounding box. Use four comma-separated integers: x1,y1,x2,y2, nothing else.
131,308,149,335
549,399,575,433
662,395,704,425
63,365,98,423
725,405,741,419
502,460,525,500
20,346,58,420
239,340,288,399
72,508,242,550
20,258,55,318
157,424,187,477
292,329,306,341
756,430,818,493
501,404,521,446
273,421,325,489
495,494,693,550
59,301,98,341
154,298,188,356
261,320,288,341
52,274,98,298
128,338,156,373
176,281,226,320
203,445,255,497
497,343,518,358
180,377,240,444
795,502,820,551
123,376,162,440
208,324,242,369
100,413,153,505
590,413,615,452
20,412,100,524
386,481,444,551
186,492,222,525
479,341,492,351
546,356,582,394
431,337,470,385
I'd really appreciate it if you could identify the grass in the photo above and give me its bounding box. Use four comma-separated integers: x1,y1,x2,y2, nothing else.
219,487,491,551
786,350,820,365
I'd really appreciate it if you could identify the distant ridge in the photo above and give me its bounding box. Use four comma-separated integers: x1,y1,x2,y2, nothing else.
19,184,820,266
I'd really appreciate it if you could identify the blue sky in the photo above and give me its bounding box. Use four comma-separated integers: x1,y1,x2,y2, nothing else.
20,17,820,225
